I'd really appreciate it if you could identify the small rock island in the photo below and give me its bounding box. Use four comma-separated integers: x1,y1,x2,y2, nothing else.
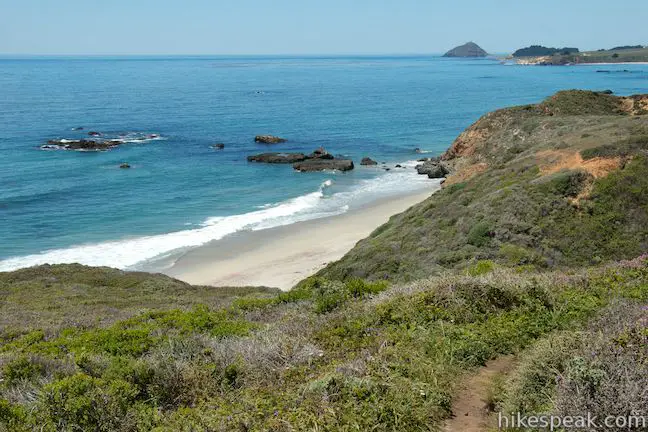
443,42,488,58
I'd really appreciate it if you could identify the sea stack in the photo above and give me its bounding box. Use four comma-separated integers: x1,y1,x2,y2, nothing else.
443,42,488,58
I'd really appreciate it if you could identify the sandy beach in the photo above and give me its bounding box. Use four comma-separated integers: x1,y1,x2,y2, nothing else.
165,184,441,290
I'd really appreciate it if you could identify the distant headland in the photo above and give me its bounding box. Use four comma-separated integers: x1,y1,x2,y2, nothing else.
443,42,488,58
509,44,648,65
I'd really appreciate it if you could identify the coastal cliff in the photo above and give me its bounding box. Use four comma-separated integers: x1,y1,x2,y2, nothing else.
317,90,648,282
511,45,648,65
2,91,647,431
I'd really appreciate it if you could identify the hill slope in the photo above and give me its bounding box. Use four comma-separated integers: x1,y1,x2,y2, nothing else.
443,42,488,57
316,90,648,282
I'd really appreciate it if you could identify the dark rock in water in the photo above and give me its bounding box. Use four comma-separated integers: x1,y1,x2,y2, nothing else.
43,139,119,151
360,157,378,166
293,159,354,172
384,167,391,171
599,90,614,95
255,135,287,144
119,163,131,169
443,42,488,58
395,164,403,168
414,148,422,153
72,126,84,131
88,131,102,137
309,147,334,159
248,152,308,163
211,143,225,149
415,160,450,178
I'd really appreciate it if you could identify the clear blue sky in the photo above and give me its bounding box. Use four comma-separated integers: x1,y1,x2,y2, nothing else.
1,0,647,55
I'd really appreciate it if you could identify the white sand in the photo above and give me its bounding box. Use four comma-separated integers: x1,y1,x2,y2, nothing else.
165,187,440,290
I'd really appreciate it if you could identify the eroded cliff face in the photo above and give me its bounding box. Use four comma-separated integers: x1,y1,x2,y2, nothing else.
440,91,648,185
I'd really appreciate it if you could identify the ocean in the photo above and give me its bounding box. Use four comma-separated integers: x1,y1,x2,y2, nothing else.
1,56,646,271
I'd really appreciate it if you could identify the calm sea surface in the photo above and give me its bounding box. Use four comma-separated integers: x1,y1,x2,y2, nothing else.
1,56,646,270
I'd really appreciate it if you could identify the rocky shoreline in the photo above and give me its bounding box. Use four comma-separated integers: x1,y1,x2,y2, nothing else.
41,129,450,179
41,132,161,151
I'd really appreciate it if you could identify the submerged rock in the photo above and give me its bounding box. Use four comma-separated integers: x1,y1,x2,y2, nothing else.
255,135,287,144
360,157,378,166
119,163,131,169
293,159,354,172
211,143,225,149
248,152,308,163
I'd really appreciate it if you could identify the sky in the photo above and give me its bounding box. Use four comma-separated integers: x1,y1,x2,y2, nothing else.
1,0,647,55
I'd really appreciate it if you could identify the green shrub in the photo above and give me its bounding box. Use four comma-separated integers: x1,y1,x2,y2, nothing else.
500,331,582,413
1,356,46,385
38,374,138,431
467,221,492,246
0,398,26,429
539,169,591,197
312,279,389,314
466,260,496,276
499,244,538,266
232,296,276,311
581,134,648,160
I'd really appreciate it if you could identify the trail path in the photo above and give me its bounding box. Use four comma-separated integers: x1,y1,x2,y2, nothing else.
442,356,515,432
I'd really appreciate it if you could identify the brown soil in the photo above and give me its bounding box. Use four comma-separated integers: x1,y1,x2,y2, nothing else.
444,162,488,186
536,150,621,178
442,356,516,432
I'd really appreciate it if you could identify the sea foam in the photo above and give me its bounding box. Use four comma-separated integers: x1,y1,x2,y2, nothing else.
0,165,440,272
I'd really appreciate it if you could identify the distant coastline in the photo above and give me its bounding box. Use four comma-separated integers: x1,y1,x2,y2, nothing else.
503,45,648,65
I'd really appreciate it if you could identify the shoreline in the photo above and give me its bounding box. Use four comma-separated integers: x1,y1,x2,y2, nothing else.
164,184,441,290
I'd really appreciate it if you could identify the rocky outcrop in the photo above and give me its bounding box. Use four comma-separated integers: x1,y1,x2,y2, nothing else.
309,147,334,159
255,135,287,144
416,159,450,178
443,42,487,58
42,139,122,151
360,157,378,166
248,153,308,163
293,159,354,172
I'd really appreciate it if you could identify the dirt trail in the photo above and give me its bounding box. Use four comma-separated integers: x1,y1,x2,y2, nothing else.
442,356,515,432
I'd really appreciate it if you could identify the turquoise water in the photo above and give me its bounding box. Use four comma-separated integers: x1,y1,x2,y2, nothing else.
1,56,646,270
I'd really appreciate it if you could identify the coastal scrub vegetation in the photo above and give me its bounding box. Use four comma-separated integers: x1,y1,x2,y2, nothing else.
1,258,647,431
2,90,648,431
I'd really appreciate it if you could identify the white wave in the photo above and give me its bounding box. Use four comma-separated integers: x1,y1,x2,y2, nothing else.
0,167,441,272
112,133,165,144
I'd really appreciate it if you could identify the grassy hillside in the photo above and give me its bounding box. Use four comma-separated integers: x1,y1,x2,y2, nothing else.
316,91,648,282
1,259,647,431
2,91,648,431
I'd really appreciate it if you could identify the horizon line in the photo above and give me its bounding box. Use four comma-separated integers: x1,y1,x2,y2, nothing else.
0,52,512,58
